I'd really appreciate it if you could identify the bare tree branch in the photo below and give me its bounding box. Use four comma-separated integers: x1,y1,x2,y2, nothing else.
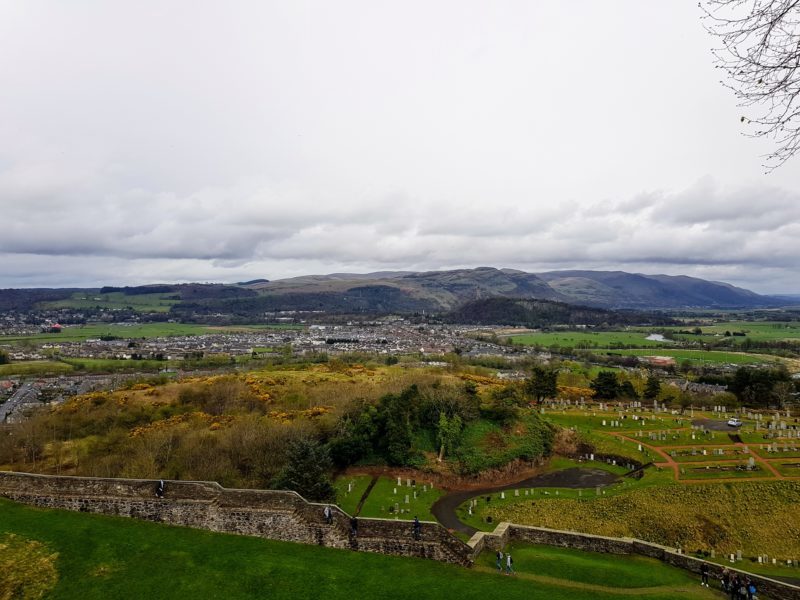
701,0,800,171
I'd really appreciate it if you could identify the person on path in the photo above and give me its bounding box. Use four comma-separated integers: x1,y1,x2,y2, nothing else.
155,479,165,499
505,553,514,575
323,505,333,525
412,516,421,541
350,516,358,536
721,568,730,592
700,562,709,587
729,573,739,600
495,550,503,572
748,580,757,600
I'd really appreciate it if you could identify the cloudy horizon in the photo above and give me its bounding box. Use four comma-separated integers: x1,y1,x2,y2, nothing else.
2,1,799,294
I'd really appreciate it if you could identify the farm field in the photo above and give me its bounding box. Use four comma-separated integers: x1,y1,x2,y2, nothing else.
0,360,73,377
0,498,717,600
511,330,669,348
602,348,779,365
0,322,303,344
665,321,800,342
39,291,180,312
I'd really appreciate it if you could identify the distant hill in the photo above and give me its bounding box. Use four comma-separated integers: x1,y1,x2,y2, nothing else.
443,297,676,328
0,267,782,317
537,270,780,309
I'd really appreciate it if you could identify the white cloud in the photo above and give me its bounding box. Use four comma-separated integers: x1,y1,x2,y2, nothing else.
0,1,799,294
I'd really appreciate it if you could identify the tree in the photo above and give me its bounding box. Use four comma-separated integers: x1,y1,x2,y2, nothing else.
436,412,463,462
702,1,800,170
272,437,336,502
590,371,620,400
643,375,661,400
525,366,558,404
619,380,639,400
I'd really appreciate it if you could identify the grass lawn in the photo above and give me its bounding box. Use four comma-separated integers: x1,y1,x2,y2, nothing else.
644,430,736,447
669,447,751,462
474,543,701,589
357,476,444,522
333,475,374,515
455,467,676,532
771,460,800,477
471,481,800,558
678,462,768,480
542,411,679,432
0,498,718,600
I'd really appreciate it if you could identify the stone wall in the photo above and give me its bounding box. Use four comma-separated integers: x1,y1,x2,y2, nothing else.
469,523,800,600
0,471,473,566
3,470,798,599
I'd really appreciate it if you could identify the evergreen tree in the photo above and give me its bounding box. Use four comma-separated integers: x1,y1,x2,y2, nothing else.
643,375,661,400
525,366,558,404
590,371,620,400
272,438,336,502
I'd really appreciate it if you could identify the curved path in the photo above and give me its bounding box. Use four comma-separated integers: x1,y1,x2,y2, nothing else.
431,467,619,535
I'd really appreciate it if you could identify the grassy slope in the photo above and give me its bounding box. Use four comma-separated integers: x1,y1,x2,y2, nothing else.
0,499,713,600
471,481,800,558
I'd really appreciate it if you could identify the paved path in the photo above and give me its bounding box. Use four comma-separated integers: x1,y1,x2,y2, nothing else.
431,467,620,535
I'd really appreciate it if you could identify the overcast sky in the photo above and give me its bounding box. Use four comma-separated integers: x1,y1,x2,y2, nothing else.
1,1,798,293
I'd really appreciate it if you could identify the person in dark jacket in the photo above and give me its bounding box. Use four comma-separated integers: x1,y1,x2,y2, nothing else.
700,562,710,587
155,479,165,498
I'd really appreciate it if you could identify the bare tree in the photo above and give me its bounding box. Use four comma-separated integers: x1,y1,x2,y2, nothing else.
702,0,800,171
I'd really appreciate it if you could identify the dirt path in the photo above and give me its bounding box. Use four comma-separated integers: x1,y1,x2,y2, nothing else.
611,433,680,480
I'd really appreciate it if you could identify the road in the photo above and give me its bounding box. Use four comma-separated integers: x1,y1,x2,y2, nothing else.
0,382,37,423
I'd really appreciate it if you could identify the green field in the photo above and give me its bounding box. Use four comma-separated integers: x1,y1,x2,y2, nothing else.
39,291,180,312
0,498,718,600
0,322,303,345
0,360,74,377
602,348,779,365
511,331,669,348
662,321,800,343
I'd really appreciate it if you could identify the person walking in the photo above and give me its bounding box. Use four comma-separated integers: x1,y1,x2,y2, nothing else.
323,505,333,525
721,568,730,593
700,562,709,587
155,479,165,498
412,516,421,541
350,516,358,536
495,550,503,572
505,553,514,575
